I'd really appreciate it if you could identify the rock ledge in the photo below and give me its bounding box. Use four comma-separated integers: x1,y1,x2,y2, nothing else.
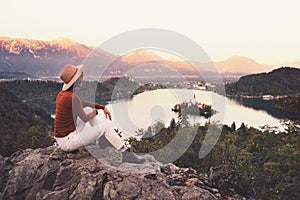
0,146,241,200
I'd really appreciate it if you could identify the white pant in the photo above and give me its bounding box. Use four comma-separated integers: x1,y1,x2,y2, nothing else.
55,107,125,152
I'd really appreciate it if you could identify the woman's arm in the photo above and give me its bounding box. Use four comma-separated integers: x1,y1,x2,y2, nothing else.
80,99,112,121
73,97,98,122
81,100,105,110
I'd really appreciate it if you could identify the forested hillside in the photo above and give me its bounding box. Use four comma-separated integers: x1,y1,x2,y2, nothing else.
0,86,53,156
275,95,300,114
225,67,300,96
0,80,62,114
127,119,300,200
0,77,160,114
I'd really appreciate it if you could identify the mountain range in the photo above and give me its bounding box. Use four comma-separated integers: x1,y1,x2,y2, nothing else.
0,36,298,79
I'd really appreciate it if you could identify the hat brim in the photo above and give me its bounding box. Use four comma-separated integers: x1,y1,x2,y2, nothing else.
62,64,84,91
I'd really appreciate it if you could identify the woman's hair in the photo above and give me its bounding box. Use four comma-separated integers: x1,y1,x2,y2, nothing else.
66,84,74,91
66,72,83,92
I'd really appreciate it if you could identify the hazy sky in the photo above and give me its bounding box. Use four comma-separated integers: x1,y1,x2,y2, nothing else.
1,0,299,65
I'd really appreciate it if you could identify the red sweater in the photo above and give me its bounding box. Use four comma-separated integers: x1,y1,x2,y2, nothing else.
54,91,104,138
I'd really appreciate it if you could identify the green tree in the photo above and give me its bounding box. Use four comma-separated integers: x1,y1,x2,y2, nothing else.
231,121,236,131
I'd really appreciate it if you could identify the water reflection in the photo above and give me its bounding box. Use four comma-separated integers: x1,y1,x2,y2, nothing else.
106,89,286,136
233,97,298,120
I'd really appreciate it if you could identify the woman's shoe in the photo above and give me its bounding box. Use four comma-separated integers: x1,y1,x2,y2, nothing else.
122,149,145,164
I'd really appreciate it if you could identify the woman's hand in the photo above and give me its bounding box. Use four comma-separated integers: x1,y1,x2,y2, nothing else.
103,107,112,121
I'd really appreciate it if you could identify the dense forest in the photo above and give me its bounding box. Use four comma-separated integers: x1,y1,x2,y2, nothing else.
274,95,300,114
217,67,300,115
0,86,53,156
0,80,62,114
0,77,164,114
225,67,300,96
125,116,300,200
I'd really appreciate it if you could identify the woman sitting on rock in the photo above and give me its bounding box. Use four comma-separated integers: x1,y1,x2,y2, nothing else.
54,64,145,164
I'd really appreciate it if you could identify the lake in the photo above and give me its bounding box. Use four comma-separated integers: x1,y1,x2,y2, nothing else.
103,89,285,137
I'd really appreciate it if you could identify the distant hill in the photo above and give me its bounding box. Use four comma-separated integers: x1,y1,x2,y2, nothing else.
122,50,165,63
0,86,53,156
122,53,274,79
214,56,271,74
225,67,300,96
0,71,34,79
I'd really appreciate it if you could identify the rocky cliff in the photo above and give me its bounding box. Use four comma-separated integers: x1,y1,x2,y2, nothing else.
0,146,244,200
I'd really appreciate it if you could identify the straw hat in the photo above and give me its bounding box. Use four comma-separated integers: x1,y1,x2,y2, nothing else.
59,64,84,91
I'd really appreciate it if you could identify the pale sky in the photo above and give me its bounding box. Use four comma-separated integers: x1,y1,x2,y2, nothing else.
0,0,299,65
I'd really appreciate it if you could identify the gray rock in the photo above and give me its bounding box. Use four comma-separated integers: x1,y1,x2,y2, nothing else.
0,146,241,199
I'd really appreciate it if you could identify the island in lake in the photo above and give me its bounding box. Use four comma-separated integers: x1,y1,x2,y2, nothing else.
172,96,217,118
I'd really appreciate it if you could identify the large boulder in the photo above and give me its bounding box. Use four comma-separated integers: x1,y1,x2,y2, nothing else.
0,146,238,199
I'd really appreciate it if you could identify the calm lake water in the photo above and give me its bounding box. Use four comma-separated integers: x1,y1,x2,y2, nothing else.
103,89,285,136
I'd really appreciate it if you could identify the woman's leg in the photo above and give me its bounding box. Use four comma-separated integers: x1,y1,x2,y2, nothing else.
54,130,82,152
74,107,125,150
55,107,125,152
56,107,145,163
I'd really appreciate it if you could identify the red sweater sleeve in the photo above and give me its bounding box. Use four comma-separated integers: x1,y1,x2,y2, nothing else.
81,100,105,110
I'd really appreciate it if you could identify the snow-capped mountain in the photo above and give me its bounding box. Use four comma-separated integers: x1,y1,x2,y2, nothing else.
0,37,117,77
0,37,91,58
